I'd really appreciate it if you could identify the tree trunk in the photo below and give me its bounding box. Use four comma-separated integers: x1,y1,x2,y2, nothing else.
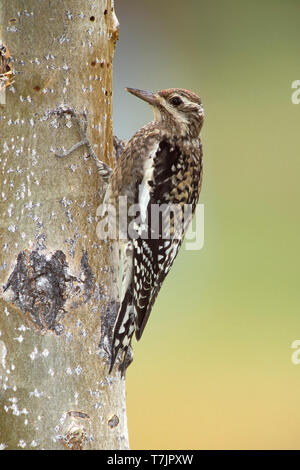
0,0,129,450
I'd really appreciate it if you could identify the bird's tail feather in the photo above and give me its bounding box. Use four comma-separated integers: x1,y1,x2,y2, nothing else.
109,289,135,374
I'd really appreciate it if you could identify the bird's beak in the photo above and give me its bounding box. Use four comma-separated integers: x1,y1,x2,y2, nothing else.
126,87,158,106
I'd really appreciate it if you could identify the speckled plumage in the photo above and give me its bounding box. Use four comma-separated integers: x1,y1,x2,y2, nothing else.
0,43,14,92
109,88,204,374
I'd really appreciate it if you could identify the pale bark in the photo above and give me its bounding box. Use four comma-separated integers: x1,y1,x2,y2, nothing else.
0,0,129,450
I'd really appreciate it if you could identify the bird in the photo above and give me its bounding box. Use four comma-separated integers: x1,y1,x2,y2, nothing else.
51,87,204,376
0,43,14,92
107,87,205,375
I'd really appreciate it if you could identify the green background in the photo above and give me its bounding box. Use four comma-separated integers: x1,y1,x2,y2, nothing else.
113,0,300,449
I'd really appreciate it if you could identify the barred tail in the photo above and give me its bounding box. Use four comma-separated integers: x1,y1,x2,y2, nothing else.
109,289,135,374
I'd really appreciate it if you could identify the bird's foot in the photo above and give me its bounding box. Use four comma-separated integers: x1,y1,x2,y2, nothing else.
113,136,127,161
50,105,112,182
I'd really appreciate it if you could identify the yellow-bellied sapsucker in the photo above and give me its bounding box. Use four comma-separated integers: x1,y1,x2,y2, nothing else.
0,43,14,92
108,88,204,374
52,87,204,376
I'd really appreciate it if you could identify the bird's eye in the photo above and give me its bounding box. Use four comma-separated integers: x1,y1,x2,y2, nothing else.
169,96,183,106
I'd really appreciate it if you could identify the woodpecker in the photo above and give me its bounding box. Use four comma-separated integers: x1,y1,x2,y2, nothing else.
0,43,14,92
108,87,204,374
52,87,204,376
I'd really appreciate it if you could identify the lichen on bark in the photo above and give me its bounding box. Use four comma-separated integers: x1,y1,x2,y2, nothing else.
0,0,128,450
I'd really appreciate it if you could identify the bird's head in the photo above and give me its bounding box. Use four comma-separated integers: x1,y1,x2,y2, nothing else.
126,87,204,137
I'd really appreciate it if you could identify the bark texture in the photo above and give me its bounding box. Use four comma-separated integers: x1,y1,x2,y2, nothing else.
0,0,129,450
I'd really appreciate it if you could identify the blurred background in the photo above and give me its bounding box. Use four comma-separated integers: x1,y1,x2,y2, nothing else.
113,0,300,449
